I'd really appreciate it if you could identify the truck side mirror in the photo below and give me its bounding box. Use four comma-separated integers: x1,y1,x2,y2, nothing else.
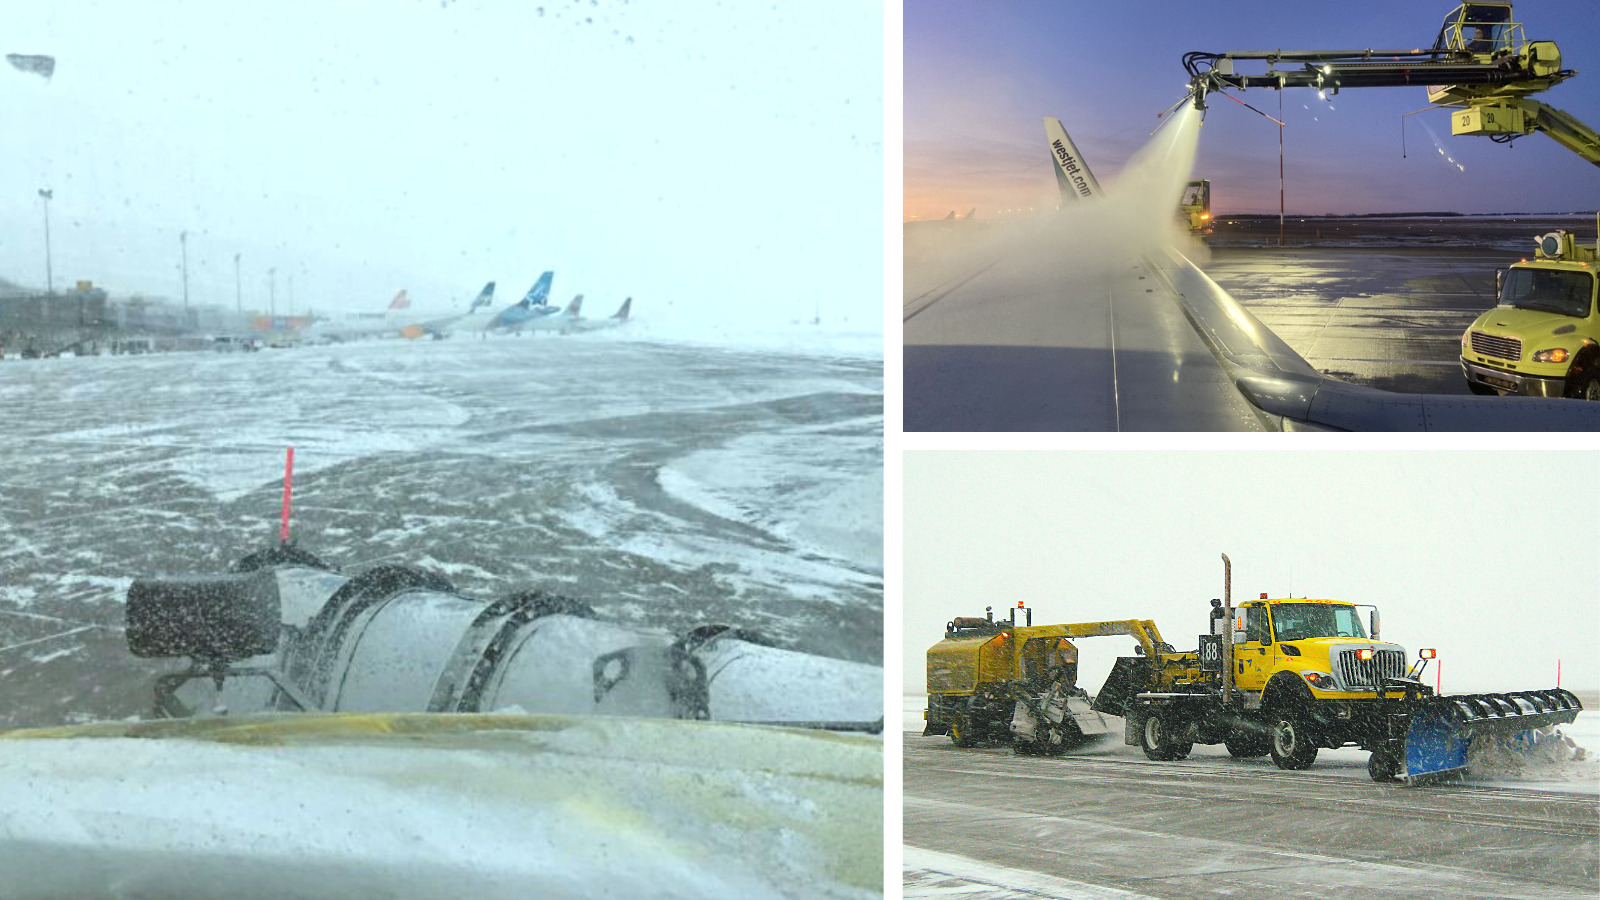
1494,268,1504,300
1232,612,1248,644
1370,609,1380,640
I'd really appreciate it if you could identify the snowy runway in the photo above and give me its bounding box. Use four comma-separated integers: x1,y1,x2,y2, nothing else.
0,335,883,727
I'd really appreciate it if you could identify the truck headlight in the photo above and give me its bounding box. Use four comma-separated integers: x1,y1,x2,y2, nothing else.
1461,330,1470,349
1301,671,1339,690
1532,348,1569,363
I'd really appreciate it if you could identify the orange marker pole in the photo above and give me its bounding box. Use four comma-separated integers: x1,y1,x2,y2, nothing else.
279,447,295,545
1436,659,1441,694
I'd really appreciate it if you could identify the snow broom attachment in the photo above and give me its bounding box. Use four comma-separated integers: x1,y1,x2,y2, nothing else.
1401,688,1583,783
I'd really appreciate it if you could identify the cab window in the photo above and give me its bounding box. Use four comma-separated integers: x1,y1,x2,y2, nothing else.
1498,269,1595,318
1246,606,1271,644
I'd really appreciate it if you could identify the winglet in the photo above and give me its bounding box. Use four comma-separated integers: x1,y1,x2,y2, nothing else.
612,297,631,321
1044,116,1103,204
523,271,554,308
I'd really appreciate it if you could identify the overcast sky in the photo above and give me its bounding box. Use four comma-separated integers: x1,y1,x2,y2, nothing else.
904,449,1597,697
906,0,1600,220
0,1,881,326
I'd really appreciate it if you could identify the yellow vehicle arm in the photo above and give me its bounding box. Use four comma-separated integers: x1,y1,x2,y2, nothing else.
1006,620,1166,681
1513,98,1600,166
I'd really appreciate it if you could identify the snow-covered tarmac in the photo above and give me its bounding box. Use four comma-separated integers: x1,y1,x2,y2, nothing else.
0,333,882,728
905,693,1599,899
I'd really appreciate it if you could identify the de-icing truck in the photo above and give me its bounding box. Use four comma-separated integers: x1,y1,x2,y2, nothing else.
924,555,1581,783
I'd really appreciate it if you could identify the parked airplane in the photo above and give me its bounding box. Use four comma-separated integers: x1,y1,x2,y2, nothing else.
399,281,497,339
569,297,633,332
485,271,559,333
516,294,586,333
301,290,415,343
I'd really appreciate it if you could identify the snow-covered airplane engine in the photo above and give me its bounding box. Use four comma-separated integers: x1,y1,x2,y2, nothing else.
126,546,883,730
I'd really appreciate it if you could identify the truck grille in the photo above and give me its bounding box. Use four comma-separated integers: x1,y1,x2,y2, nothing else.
1334,648,1407,689
1469,331,1521,362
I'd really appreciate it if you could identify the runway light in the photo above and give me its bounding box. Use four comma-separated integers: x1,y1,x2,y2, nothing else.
1317,89,1326,100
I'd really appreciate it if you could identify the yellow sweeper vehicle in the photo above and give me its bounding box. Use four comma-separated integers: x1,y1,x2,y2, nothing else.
924,555,1582,783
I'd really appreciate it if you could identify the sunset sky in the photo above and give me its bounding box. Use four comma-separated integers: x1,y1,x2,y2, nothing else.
905,0,1600,220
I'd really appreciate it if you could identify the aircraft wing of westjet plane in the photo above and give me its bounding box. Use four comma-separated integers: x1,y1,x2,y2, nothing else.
903,116,1600,431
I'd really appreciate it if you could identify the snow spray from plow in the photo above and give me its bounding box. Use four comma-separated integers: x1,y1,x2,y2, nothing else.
1399,689,1584,781
123,543,883,731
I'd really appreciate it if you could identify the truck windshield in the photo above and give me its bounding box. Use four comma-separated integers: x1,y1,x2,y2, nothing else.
1499,268,1595,318
1271,604,1368,641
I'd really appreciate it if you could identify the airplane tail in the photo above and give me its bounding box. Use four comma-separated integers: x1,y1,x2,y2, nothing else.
612,297,631,321
964,208,977,221
564,294,583,317
387,290,410,311
522,271,554,308
1044,116,1103,204
943,210,956,221
468,281,495,313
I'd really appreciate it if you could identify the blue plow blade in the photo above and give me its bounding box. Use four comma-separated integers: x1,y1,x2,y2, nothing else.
1402,689,1583,784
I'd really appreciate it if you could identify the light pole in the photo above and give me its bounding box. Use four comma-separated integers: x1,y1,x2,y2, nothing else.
38,188,53,297
268,267,277,317
179,230,189,309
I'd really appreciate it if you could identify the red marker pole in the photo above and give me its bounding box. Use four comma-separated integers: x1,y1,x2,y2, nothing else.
1557,659,1561,688
279,447,295,545
1436,659,1441,695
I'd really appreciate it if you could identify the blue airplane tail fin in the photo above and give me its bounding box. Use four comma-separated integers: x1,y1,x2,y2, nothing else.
523,271,554,307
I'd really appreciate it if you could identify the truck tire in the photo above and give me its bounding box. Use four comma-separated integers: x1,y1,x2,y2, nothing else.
1368,748,1401,783
950,714,977,748
1466,380,1497,396
1224,727,1271,759
1140,710,1193,761
1268,714,1319,770
1570,371,1600,402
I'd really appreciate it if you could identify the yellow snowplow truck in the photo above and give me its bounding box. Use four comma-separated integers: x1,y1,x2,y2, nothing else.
925,557,1583,783
1461,214,1600,400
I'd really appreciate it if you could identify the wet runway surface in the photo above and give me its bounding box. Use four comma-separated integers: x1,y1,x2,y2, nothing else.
0,336,882,727
905,215,1596,427
1204,246,1511,394
905,732,1599,899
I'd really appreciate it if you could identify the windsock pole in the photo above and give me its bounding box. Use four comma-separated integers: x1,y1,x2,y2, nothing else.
279,447,295,545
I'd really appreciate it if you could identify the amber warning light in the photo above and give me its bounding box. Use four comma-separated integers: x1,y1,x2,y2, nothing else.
1356,648,1375,661
1419,648,1437,659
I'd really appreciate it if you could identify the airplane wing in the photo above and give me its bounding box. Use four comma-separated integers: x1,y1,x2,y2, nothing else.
0,712,881,899
905,115,1600,431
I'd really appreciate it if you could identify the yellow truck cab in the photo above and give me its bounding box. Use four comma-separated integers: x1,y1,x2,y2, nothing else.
1231,597,1408,702
1180,180,1212,234
1461,216,1600,401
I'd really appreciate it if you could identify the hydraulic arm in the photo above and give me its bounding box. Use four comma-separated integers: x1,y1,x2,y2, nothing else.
1184,3,1600,168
